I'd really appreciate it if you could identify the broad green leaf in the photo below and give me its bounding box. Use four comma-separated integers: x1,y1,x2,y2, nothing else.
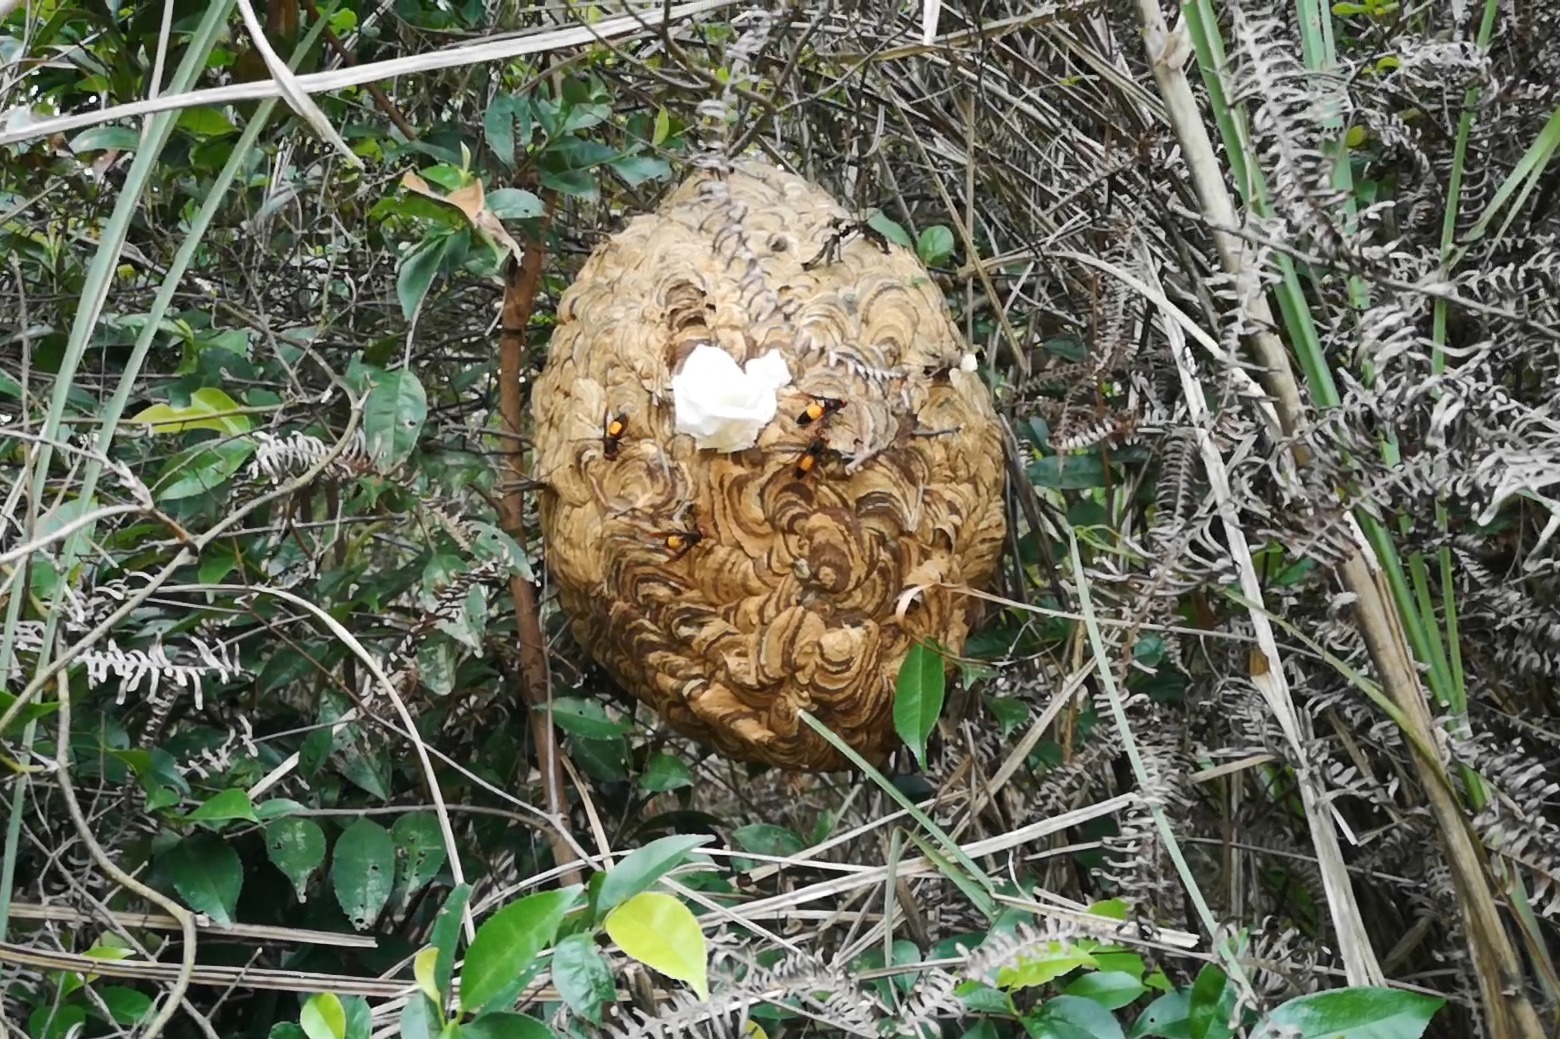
652,106,671,146
331,818,396,930
486,188,544,220
460,886,582,1014
432,883,473,999
266,817,327,900
69,126,141,153
185,788,257,825
603,891,708,1000
393,811,447,901
161,832,242,924
609,152,670,186
462,1012,558,1039
551,933,615,1026
596,834,713,917
893,641,946,770
256,798,308,821
1263,987,1445,1039
398,994,439,1039
397,233,453,321
954,981,1013,1014
0,689,60,735
177,106,236,137
917,224,956,266
866,210,912,247
300,992,346,1039
269,1026,308,1039
1130,990,1190,1039
730,823,805,871
413,946,441,1007
1025,995,1125,1039
154,437,255,501
1064,970,1148,1010
484,94,532,167
1028,452,1110,490
1187,964,1238,1039
97,985,153,1026
996,945,1098,990
639,752,694,793
547,697,632,740
29,1004,86,1039
129,386,249,435
362,367,427,470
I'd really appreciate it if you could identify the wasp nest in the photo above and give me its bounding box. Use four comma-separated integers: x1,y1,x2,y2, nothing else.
531,161,1006,772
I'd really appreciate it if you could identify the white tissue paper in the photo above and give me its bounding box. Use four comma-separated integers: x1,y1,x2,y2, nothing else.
672,344,793,452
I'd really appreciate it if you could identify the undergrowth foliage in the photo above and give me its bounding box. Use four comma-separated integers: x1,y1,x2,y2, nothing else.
0,0,1556,1037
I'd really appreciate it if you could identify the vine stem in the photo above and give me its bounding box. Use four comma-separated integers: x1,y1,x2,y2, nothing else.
498,189,583,887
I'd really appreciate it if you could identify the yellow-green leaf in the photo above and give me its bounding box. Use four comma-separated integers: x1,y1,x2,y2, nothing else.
129,387,250,435
299,992,346,1039
602,892,708,999
413,946,441,1007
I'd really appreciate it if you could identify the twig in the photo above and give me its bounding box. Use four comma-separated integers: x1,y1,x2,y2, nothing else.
49,667,196,1039
497,191,583,887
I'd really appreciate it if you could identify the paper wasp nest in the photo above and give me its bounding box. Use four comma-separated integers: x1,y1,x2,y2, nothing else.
531,161,1006,772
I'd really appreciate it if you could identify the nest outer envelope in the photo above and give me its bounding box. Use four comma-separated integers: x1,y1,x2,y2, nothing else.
531,160,1007,772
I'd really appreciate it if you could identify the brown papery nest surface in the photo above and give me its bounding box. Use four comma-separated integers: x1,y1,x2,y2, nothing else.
531,160,1006,771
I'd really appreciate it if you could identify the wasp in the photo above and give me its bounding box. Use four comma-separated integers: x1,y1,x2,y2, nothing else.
802,216,893,270
602,411,629,460
655,504,706,561
794,435,831,480
795,396,845,427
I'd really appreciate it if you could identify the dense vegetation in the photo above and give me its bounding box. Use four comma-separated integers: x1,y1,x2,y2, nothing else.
1,1,1557,1038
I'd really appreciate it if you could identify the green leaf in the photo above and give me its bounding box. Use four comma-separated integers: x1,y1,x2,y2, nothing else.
1263,987,1445,1039
331,818,396,930
392,811,448,900
996,944,1097,990
161,832,243,925
537,165,597,199
639,752,695,793
1025,995,1126,1039
484,94,532,168
916,224,956,266
866,210,912,247
893,640,946,770
266,817,327,900
1064,970,1148,1010
184,788,257,826
129,386,250,435
551,933,615,1025
29,1004,86,1039
177,106,237,138
955,981,1013,1014
397,233,453,321
486,188,545,220
609,152,671,186
460,886,583,1014
0,689,60,736
398,994,440,1039
97,985,154,1026
462,1012,559,1039
1130,991,1190,1039
596,834,713,918
256,798,308,821
730,823,805,871
1187,964,1238,1039
547,697,632,740
154,437,255,501
603,891,708,1000
362,367,427,470
300,992,346,1039
432,883,473,1000
270,1025,309,1039
1028,451,1110,489
69,126,141,153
